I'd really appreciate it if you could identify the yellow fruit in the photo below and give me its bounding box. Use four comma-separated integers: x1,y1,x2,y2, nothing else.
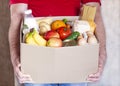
25,32,38,45
51,20,66,30
33,31,47,46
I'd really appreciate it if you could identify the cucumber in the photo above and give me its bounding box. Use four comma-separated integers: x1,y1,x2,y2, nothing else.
63,31,80,42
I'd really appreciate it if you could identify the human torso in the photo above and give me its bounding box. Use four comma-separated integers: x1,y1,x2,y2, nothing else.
28,0,81,17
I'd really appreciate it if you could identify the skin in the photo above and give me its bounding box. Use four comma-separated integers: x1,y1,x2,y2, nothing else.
84,3,107,82
9,2,106,83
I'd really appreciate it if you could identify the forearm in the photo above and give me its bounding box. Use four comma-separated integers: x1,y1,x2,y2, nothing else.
8,16,22,67
95,6,107,70
9,4,27,68
82,2,107,70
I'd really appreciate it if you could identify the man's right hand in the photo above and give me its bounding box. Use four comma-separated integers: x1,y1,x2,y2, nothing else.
14,63,34,83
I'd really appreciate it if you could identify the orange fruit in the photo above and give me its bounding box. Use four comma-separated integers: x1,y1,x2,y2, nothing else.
51,20,66,30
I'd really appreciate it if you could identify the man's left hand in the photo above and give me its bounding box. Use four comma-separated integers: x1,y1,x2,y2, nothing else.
87,67,103,82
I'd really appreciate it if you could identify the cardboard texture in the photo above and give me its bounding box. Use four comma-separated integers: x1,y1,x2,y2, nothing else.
21,16,99,83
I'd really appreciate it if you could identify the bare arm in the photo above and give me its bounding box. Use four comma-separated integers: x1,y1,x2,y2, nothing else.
9,3,27,70
94,4,106,71
9,4,32,83
84,3,107,81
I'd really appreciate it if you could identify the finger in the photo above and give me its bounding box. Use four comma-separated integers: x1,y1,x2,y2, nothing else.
88,73,100,78
87,77,99,82
21,78,33,82
16,68,23,78
16,72,32,81
16,67,30,79
20,78,33,83
19,77,34,84
19,75,33,83
21,74,32,79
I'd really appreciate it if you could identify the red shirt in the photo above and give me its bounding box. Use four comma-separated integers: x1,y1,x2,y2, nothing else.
10,0,101,17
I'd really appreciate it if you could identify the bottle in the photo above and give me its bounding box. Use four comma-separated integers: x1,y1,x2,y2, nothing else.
22,9,38,42
23,9,38,34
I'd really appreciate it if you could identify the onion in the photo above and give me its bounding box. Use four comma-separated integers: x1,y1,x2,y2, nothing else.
86,31,94,37
78,38,87,46
77,34,83,40
87,36,98,44
39,22,51,35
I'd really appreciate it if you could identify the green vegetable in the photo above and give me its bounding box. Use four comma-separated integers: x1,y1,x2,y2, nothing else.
63,40,77,47
62,18,68,24
63,31,80,42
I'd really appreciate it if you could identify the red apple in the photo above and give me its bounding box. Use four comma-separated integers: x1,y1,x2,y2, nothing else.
47,38,63,47
44,30,60,40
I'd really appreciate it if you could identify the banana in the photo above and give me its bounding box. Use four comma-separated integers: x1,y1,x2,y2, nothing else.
32,30,47,46
25,32,38,45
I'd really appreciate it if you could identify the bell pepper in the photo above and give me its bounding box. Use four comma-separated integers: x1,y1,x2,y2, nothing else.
57,27,72,40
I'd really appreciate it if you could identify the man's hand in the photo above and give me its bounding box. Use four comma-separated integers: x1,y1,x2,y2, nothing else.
87,48,106,82
87,67,103,82
14,63,34,83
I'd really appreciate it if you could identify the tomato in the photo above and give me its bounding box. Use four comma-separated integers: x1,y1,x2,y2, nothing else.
57,27,72,40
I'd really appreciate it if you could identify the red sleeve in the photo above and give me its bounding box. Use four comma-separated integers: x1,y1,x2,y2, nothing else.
10,0,28,5
81,0,101,5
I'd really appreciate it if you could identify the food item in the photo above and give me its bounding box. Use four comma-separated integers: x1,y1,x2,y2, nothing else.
80,5,96,21
25,31,38,45
63,31,80,42
57,27,72,40
51,20,66,30
86,31,94,37
82,32,88,40
88,20,96,33
24,10,39,30
39,26,49,35
22,24,29,35
66,21,74,27
73,20,90,33
77,34,83,40
44,30,60,40
62,18,68,24
37,17,53,25
87,35,98,44
78,38,87,46
63,40,77,47
66,24,71,29
25,29,47,46
80,5,97,33
32,30,47,46
39,22,51,35
47,38,63,47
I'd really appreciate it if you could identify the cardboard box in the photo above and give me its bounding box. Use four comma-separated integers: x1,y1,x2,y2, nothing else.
20,16,99,83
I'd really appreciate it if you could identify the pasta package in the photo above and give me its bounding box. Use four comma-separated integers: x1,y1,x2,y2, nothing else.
79,5,97,33
80,5,97,21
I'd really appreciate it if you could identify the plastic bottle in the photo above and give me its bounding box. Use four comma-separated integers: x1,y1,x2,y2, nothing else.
23,9,38,34
22,9,39,42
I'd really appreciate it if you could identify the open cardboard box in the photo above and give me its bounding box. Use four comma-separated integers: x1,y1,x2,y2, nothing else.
20,16,99,83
